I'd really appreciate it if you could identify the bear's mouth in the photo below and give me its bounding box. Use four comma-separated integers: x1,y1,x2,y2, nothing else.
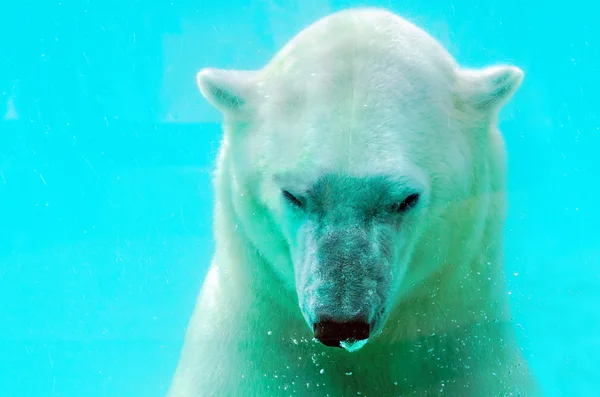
313,320,370,351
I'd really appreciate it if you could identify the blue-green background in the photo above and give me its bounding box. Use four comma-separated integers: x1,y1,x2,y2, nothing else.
1,0,598,396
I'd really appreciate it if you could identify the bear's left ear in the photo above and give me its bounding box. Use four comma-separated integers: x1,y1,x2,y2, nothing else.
196,68,257,115
456,65,524,113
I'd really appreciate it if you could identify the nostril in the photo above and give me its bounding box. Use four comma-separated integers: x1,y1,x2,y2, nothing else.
313,321,370,348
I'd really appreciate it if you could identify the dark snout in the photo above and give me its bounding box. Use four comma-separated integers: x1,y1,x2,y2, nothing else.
313,319,371,348
297,224,390,349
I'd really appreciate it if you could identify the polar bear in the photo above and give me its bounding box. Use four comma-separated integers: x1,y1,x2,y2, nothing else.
167,7,539,397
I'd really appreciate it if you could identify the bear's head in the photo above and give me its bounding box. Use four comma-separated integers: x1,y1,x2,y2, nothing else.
196,9,523,350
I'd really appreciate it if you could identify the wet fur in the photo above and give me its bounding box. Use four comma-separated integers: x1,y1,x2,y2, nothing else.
167,8,539,397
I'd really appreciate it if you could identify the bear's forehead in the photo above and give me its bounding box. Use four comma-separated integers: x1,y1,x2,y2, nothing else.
258,54,456,145
262,56,453,121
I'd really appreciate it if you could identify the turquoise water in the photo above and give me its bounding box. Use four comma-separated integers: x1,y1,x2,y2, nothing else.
1,1,598,396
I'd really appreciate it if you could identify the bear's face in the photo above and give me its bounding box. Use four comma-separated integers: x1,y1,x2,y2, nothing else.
274,172,428,341
196,10,523,349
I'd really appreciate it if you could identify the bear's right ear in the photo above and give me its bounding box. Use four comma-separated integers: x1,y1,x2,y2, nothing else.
196,68,257,115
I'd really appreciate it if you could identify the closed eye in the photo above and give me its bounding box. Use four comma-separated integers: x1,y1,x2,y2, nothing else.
390,193,420,213
282,190,304,209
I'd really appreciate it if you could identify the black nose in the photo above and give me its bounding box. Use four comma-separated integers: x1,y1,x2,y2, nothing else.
313,320,370,348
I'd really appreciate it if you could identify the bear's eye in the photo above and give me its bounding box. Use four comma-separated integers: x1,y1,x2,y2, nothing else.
391,193,420,213
282,190,304,209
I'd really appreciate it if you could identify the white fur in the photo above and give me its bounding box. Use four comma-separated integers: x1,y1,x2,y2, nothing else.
168,8,539,397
